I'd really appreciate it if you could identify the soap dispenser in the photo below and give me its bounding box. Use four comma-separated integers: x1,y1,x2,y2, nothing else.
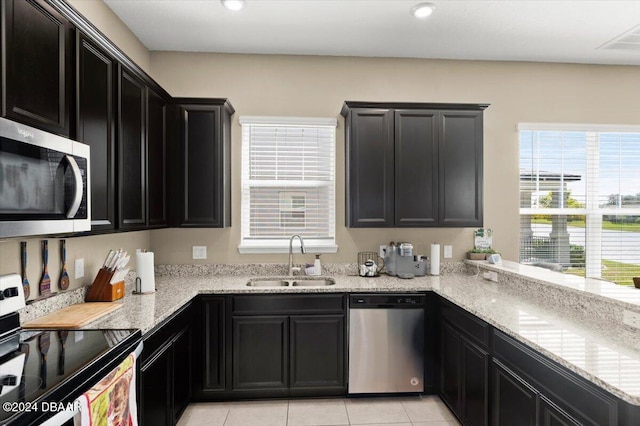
314,254,322,275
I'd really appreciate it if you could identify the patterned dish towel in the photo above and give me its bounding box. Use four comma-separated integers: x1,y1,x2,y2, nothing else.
75,353,138,426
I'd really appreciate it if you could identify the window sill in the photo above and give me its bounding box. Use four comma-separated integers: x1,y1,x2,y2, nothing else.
238,241,338,254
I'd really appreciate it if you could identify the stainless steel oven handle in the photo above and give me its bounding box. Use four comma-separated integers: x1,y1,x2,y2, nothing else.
65,155,84,219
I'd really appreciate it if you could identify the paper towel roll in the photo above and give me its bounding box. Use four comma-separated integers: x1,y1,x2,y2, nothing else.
430,244,440,276
136,251,155,293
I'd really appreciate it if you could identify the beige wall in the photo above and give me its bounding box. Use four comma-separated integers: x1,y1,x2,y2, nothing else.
67,0,152,74
4,4,640,279
148,52,640,265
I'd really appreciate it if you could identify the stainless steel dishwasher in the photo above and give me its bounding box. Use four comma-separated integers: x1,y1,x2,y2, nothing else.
348,294,425,394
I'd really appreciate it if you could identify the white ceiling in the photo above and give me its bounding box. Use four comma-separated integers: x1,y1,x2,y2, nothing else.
103,0,640,65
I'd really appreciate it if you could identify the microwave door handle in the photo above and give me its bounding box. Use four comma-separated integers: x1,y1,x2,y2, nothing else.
64,155,83,219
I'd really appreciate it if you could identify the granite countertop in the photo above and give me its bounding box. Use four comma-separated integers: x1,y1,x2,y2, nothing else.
56,269,640,406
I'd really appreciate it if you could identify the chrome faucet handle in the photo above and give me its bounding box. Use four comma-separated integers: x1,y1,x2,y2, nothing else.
291,266,302,275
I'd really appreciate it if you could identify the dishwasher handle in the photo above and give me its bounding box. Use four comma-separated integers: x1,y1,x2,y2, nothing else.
349,294,425,308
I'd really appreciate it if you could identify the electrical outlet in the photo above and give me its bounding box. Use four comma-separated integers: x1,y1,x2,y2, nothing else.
379,245,387,258
75,258,84,279
623,310,640,329
444,245,453,258
192,246,207,260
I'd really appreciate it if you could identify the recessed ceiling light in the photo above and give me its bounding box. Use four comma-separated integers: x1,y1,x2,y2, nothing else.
221,0,246,12
411,2,435,19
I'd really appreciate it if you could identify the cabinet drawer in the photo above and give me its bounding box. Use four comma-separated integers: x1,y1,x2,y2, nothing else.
493,330,618,426
141,302,192,365
232,294,345,315
441,300,490,349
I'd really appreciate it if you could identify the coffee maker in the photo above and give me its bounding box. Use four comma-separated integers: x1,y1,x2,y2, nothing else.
384,242,427,278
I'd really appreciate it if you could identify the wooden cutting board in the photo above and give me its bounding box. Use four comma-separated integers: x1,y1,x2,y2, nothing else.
23,303,123,329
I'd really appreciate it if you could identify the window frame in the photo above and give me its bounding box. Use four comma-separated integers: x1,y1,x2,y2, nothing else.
238,116,338,254
518,122,640,284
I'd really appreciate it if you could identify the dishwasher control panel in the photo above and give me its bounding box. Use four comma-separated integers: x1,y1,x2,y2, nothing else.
349,294,424,308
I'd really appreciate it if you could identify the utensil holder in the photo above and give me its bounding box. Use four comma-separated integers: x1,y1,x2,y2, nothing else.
357,252,383,277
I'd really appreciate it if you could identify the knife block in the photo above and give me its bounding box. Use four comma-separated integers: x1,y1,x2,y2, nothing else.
85,268,124,302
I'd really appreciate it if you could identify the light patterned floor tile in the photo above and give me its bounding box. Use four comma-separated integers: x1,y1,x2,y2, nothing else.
345,398,411,424
176,402,229,426
287,399,349,426
401,396,459,423
224,400,288,426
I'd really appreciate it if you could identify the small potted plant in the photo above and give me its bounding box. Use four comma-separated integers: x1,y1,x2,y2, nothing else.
466,248,497,260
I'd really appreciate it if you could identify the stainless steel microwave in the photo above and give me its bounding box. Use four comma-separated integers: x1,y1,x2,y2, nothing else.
0,118,90,238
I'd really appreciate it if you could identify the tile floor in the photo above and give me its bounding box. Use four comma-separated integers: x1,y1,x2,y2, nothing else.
177,396,461,426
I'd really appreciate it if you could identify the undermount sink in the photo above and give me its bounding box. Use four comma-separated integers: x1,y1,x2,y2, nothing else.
246,277,336,287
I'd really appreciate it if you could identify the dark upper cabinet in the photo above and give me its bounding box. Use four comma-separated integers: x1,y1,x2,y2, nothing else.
76,32,116,231
174,99,234,228
147,88,167,228
118,66,147,230
439,111,483,226
395,109,438,226
346,108,394,227
341,101,487,228
2,0,72,136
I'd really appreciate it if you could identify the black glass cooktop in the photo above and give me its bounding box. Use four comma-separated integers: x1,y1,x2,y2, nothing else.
0,328,141,425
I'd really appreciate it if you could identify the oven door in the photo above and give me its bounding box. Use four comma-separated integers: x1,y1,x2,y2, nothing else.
0,118,90,238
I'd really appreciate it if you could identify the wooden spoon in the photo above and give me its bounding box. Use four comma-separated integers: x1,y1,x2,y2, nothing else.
39,240,51,297
20,242,30,300
59,240,69,291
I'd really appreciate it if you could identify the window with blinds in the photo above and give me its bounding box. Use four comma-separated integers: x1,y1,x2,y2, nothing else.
519,123,640,286
238,116,337,253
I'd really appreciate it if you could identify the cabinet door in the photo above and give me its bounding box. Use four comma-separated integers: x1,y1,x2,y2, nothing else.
346,108,394,227
76,33,116,231
438,111,483,226
200,297,227,393
3,0,72,136
290,315,344,393
140,344,172,426
440,320,460,412
147,88,167,227
179,105,226,226
394,110,438,226
232,316,288,390
172,327,192,422
492,360,537,426
460,335,489,426
540,397,581,426
118,67,147,229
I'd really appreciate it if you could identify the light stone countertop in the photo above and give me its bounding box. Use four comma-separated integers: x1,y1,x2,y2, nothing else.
55,270,640,406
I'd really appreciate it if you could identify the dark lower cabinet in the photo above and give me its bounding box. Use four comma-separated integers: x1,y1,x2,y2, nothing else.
139,303,193,426
539,397,581,426
232,316,289,392
492,360,537,426
76,32,116,231
2,0,72,136
195,297,227,398
195,294,346,400
140,344,172,426
440,319,489,426
290,315,344,393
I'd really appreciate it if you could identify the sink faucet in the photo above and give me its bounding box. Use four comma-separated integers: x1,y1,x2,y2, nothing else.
288,235,306,276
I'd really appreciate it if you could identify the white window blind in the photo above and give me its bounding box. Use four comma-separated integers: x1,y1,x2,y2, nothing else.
238,116,337,253
519,123,640,285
